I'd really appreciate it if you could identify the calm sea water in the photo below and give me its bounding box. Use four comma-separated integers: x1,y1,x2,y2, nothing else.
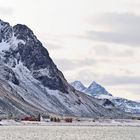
0,126,139,140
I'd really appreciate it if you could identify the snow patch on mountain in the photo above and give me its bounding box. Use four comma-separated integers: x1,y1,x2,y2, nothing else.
0,41,10,52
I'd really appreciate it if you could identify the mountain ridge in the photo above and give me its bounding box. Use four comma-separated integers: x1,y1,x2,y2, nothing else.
71,81,112,97
71,80,140,114
0,19,129,119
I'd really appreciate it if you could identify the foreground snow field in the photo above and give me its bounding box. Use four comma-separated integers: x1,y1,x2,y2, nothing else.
1,119,140,126
0,125,140,140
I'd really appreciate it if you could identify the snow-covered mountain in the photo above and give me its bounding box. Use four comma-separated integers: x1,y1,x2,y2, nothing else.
71,81,86,92
111,98,140,114
0,19,128,119
85,81,112,97
71,81,112,97
71,81,140,114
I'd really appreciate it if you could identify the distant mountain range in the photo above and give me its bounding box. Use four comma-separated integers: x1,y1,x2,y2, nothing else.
71,81,140,114
0,19,129,119
71,81,112,97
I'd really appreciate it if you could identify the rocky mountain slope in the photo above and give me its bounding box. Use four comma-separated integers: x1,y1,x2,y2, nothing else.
71,81,140,114
0,20,129,119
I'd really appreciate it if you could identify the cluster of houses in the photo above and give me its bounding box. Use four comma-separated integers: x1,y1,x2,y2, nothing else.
21,114,73,123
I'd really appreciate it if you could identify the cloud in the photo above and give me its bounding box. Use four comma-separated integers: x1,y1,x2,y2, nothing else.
70,69,140,99
69,69,100,85
91,45,135,57
87,30,140,46
38,33,65,50
99,75,140,86
72,68,140,86
54,58,96,71
0,7,14,15
43,42,63,50
127,87,140,95
92,13,140,32
54,59,78,71
86,13,140,46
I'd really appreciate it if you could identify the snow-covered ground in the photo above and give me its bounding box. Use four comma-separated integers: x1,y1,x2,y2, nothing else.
0,125,140,140
1,119,140,127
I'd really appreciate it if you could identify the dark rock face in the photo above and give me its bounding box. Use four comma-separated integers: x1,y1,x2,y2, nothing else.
0,21,70,93
33,73,68,93
0,21,12,43
103,99,115,107
0,66,19,85
13,24,52,70
11,24,69,93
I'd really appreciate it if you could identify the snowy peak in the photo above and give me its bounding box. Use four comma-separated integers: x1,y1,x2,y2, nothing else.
88,81,99,90
71,81,87,92
86,81,112,97
0,19,10,30
71,81,112,97
13,24,37,42
0,20,13,43
0,20,25,53
0,20,70,93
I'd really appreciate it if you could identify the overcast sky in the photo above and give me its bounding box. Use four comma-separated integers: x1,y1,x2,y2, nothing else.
0,0,140,100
